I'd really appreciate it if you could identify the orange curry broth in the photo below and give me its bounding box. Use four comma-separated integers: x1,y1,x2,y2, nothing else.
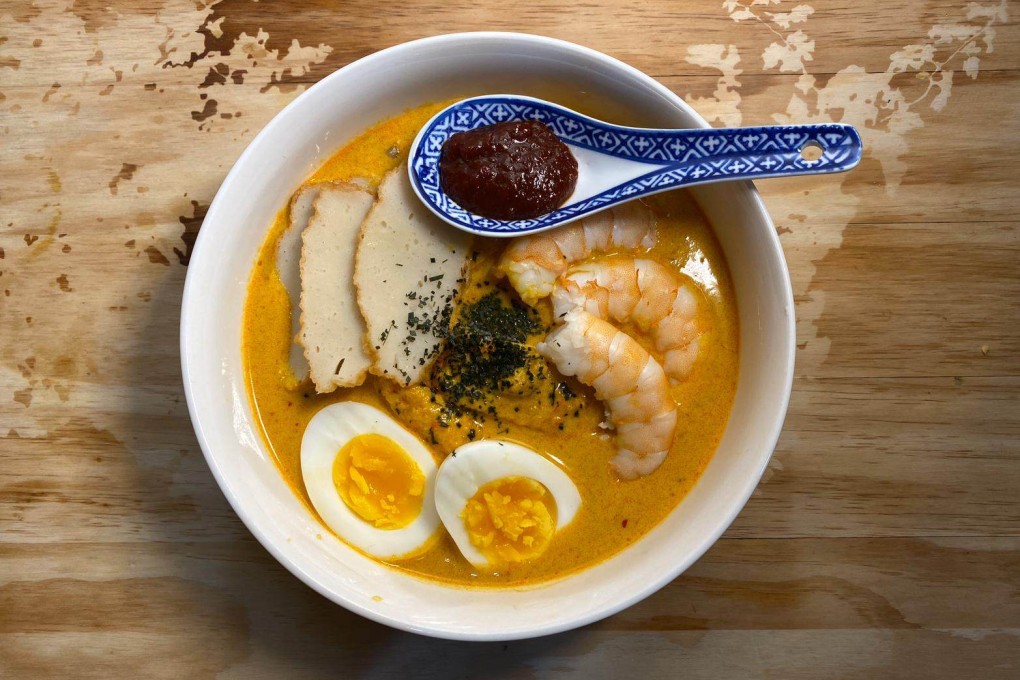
242,102,739,587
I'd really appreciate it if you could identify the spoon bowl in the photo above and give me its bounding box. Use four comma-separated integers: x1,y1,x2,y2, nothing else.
409,94,862,236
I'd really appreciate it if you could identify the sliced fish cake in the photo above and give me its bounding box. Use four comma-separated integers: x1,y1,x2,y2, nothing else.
355,168,471,386
276,184,320,384
298,182,375,392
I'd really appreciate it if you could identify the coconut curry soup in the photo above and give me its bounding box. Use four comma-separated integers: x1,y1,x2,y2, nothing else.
242,101,739,587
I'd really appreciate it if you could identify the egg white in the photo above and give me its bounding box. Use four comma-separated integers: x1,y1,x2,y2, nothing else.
434,440,582,567
300,401,440,559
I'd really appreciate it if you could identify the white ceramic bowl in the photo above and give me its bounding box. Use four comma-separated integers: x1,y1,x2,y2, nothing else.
181,32,794,641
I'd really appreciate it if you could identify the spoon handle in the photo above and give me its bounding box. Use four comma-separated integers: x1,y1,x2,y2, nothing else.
590,124,862,196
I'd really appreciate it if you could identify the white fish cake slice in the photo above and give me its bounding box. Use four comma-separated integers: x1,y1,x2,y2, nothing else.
298,182,375,392
276,184,320,384
355,168,471,386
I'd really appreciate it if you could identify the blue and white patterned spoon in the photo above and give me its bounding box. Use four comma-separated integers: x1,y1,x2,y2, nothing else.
408,94,862,237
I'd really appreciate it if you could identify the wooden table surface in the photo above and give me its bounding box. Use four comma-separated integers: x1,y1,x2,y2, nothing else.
2,1,1018,677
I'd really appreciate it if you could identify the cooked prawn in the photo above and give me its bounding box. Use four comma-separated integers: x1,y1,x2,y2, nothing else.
537,309,676,479
550,257,700,383
497,200,656,306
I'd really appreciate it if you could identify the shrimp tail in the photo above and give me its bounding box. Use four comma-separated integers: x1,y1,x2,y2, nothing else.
612,448,668,480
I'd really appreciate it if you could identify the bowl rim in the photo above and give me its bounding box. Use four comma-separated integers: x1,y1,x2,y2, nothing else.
181,30,795,640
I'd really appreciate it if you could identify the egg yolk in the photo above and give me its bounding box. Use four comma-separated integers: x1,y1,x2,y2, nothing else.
332,434,425,529
462,477,557,565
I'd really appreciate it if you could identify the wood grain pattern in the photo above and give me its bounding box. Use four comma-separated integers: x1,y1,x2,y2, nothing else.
1,0,1018,677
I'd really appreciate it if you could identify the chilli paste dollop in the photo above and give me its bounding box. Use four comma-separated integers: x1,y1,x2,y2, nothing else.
439,121,578,220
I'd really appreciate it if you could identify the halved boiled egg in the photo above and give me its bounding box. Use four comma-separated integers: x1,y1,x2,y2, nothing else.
434,440,581,568
300,401,441,559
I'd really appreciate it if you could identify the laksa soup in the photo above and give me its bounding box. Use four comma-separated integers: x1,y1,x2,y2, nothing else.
242,101,739,587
